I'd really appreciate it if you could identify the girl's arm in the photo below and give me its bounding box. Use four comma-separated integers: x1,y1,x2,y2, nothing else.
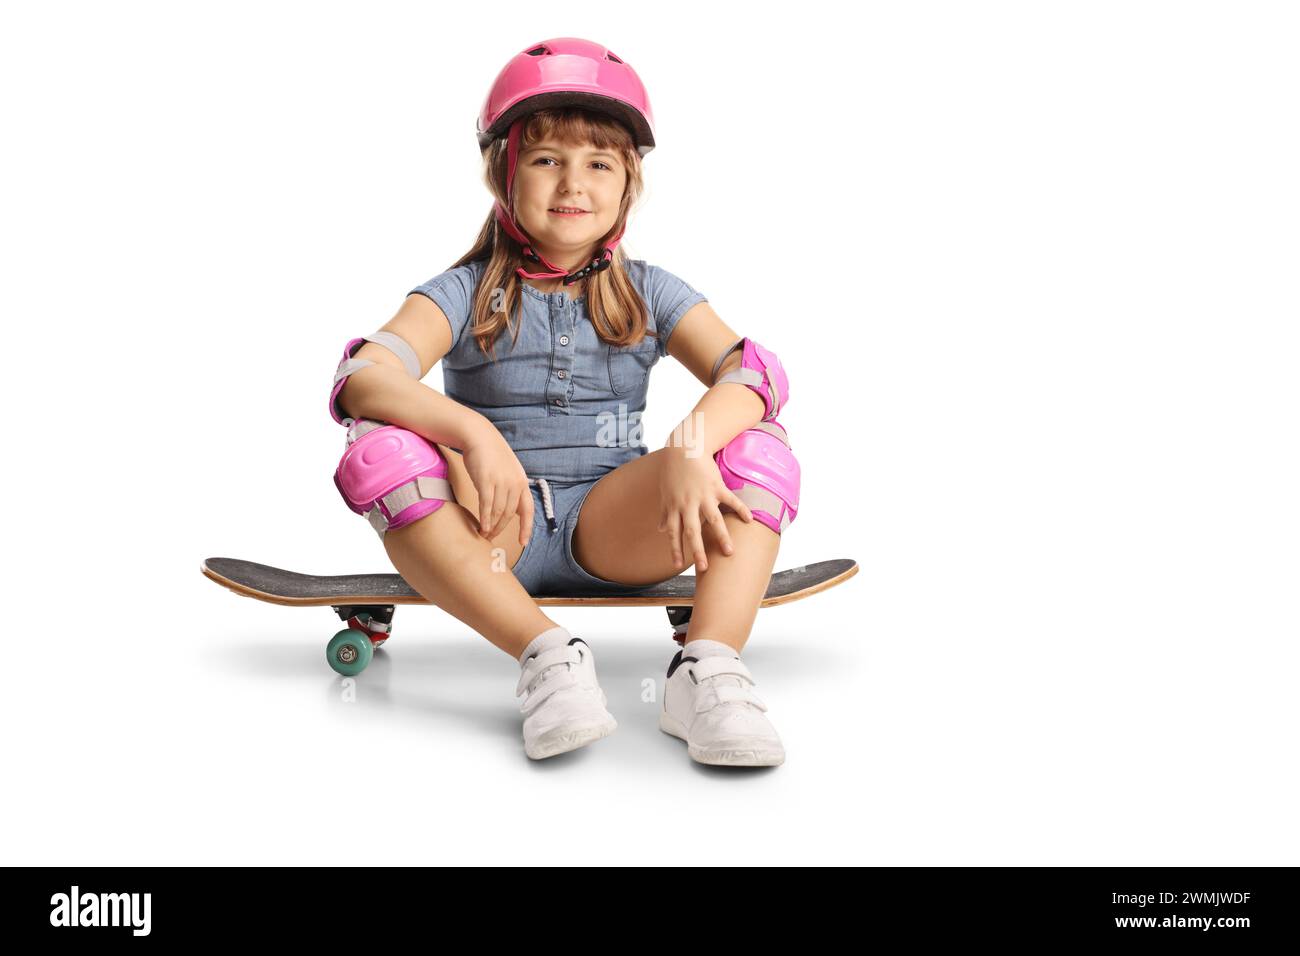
337,293,492,450
338,292,533,544
653,300,775,569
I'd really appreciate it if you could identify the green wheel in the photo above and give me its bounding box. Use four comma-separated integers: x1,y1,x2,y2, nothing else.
327,628,374,676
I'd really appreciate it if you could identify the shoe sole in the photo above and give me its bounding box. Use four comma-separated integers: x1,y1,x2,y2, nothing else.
526,717,617,760
659,712,785,767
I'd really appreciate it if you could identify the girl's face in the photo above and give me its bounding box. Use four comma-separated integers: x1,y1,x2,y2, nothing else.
512,138,628,269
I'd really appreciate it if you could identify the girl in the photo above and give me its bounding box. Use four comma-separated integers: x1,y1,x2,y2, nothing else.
330,38,800,766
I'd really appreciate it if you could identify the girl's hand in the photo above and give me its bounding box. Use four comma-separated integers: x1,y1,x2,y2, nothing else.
656,446,754,572
460,423,534,548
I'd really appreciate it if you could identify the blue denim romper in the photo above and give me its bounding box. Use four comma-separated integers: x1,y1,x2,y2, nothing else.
407,258,708,596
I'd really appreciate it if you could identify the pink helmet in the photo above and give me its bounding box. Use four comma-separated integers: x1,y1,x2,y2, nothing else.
476,38,656,286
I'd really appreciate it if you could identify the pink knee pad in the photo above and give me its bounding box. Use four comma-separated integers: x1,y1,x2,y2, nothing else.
713,420,800,534
334,420,453,538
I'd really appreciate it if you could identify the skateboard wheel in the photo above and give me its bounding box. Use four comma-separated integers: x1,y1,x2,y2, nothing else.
327,628,374,676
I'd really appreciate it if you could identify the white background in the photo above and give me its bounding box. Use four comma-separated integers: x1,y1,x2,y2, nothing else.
2,1,1296,865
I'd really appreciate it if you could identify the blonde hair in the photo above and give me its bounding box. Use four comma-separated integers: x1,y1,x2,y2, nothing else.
449,107,650,361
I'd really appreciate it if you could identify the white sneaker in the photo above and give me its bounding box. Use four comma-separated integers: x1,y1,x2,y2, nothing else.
660,645,785,766
516,637,617,760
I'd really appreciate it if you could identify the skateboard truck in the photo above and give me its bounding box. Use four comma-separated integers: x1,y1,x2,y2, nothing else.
332,604,395,646
667,606,692,646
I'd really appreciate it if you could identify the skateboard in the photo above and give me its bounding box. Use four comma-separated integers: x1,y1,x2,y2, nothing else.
201,556,859,676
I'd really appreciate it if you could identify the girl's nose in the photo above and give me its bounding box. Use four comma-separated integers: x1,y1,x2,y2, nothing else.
558,171,586,193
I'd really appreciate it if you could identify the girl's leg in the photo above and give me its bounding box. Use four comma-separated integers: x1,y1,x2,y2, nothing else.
571,448,782,648
383,447,619,761
571,449,787,766
680,514,780,653
382,499,556,659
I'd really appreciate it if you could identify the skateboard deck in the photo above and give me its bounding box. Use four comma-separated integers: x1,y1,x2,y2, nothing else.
202,556,857,608
201,556,858,675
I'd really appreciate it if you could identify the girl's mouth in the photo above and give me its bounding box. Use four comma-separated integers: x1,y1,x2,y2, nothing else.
548,207,590,217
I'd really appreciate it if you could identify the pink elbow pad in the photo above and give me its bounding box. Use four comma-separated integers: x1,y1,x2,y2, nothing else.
329,332,424,426
329,337,368,426
710,337,789,422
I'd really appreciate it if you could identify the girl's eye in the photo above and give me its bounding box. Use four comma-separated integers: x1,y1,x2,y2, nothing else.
534,157,612,170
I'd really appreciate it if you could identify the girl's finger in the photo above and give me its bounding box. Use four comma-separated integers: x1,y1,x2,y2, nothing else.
490,487,518,541
518,488,535,548
684,513,708,572
665,510,683,566
705,505,734,555
479,486,496,535
490,482,508,536
506,487,523,539
485,483,503,536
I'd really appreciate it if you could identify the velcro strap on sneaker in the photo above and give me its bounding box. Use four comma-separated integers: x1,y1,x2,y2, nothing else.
515,644,582,697
691,656,755,684
518,671,581,716
695,684,768,714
